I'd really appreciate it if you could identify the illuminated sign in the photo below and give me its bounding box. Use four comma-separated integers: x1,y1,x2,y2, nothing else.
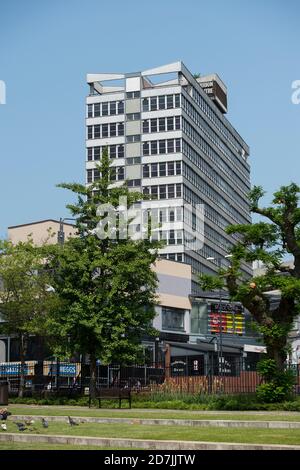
208,303,245,335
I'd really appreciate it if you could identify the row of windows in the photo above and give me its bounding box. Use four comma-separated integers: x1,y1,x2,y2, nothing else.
142,116,181,134
143,183,182,200
160,253,183,263
189,86,249,164
182,138,249,201
87,167,125,183
182,120,249,215
184,253,219,275
87,145,125,161
127,156,141,165
183,186,242,236
183,163,249,225
184,207,234,252
143,138,181,156
147,206,183,223
182,96,250,189
126,91,140,99
142,161,181,178
87,122,124,139
142,94,180,112
87,100,124,118
152,229,183,245
181,136,249,214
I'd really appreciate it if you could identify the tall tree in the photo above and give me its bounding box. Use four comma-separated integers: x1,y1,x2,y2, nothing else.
46,148,160,396
0,239,57,397
199,183,300,401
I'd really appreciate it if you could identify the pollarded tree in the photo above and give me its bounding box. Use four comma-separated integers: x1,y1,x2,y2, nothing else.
199,183,300,402
0,239,58,397
46,148,161,397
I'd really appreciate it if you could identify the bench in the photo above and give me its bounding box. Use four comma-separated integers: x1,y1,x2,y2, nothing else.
89,387,131,409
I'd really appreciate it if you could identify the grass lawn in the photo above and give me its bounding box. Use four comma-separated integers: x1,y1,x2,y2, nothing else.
2,420,300,446
8,405,300,422
0,441,141,450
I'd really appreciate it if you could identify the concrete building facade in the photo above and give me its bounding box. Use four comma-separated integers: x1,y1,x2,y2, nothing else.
86,62,252,296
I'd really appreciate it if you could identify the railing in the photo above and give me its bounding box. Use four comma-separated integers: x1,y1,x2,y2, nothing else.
2,360,299,397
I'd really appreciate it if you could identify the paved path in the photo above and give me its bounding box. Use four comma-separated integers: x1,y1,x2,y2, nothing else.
9,414,300,429
1,432,300,450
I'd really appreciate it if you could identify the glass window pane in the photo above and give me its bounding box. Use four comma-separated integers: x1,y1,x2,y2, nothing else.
175,94,180,107
167,95,174,109
94,146,101,160
168,184,175,198
118,123,124,136
159,117,165,132
151,141,157,155
151,119,157,133
159,140,166,154
87,148,93,161
167,162,174,175
159,162,166,176
143,142,150,156
118,101,124,114
167,139,174,153
102,103,108,116
110,102,116,115
118,145,124,158
143,120,149,133
150,97,157,111
94,103,100,117
158,95,165,109
160,185,167,199
143,165,150,178
151,163,158,177
167,117,173,131
142,98,149,112
110,123,116,137
94,125,101,138
87,104,93,118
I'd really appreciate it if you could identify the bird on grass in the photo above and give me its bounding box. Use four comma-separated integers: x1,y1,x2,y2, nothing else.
14,422,27,432
1,423,7,431
25,419,35,426
68,416,79,426
41,418,49,429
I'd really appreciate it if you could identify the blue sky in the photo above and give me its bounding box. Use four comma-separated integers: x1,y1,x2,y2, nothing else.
0,0,299,238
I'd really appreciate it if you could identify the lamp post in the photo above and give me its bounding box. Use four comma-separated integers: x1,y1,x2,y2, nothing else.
206,255,232,379
57,217,77,245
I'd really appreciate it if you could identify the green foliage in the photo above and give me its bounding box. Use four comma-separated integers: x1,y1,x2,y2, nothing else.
198,182,300,400
45,147,161,368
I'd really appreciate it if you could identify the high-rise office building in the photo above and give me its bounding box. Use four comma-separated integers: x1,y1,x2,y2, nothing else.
86,62,251,293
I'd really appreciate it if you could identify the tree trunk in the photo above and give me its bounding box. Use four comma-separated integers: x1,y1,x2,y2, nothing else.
89,353,97,399
18,334,27,398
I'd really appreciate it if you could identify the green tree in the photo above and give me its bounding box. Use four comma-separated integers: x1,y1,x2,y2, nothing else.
0,239,57,397
46,148,160,397
199,183,300,401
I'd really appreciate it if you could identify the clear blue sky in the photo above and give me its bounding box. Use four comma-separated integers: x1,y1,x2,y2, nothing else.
0,0,299,238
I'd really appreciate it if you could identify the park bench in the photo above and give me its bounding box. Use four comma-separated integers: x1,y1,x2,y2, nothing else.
88,387,131,409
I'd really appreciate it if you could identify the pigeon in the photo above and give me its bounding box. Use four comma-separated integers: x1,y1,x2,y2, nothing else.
14,422,27,432
41,418,49,429
25,419,35,426
68,416,79,426
1,423,7,431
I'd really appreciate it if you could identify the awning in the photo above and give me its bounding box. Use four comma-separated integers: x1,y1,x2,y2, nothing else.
244,344,266,353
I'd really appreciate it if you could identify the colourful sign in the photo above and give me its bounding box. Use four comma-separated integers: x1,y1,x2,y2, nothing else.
208,303,245,335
